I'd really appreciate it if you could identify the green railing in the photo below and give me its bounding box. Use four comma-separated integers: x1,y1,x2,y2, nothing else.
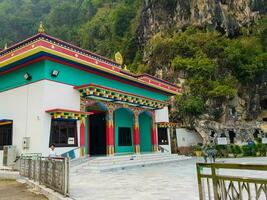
196,162,267,200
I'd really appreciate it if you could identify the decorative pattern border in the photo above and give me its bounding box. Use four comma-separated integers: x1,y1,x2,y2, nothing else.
75,84,168,109
157,122,179,128
46,108,92,120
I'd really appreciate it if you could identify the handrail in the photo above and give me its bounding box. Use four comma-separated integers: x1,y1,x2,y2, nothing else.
19,156,70,196
158,145,169,153
196,162,267,200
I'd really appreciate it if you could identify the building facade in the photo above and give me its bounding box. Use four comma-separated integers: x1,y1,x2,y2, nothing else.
0,32,181,160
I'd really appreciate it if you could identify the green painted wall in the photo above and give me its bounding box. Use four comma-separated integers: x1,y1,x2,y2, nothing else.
44,60,168,101
0,61,45,92
114,108,134,154
0,60,169,101
139,112,152,152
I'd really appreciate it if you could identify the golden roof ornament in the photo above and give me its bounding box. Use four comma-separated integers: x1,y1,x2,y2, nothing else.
4,43,7,50
115,52,123,65
38,21,45,33
123,64,129,71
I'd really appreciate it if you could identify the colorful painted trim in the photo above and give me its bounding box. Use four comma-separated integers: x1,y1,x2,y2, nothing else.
137,74,181,93
157,122,179,128
0,119,12,126
46,108,92,120
74,84,168,109
0,33,181,95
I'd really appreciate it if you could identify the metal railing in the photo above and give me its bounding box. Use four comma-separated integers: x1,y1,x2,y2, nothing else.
196,162,267,200
19,156,70,196
158,145,170,153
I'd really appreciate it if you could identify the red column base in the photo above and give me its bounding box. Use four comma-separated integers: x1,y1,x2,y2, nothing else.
134,145,140,154
107,145,115,156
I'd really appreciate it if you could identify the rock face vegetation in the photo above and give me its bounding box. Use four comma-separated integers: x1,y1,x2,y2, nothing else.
0,0,266,140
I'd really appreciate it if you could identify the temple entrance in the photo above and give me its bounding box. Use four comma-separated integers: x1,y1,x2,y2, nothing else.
89,113,106,155
87,102,108,156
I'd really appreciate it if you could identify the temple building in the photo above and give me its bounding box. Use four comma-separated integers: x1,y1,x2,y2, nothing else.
0,28,181,160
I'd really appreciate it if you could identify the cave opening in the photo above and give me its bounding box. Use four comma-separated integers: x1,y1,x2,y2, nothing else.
228,130,236,144
253,129,260,139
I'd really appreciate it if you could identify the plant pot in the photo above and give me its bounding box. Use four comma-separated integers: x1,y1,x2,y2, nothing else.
195,150,202,157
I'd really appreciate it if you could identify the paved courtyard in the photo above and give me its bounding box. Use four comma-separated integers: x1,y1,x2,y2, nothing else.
70,157,267,200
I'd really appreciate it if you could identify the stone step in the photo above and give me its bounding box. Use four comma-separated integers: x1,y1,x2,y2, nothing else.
85,153,175,162
85,155,184,166
78,157,191,173
71,154,191,173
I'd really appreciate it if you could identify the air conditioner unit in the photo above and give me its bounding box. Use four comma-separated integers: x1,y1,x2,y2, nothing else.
3,145,16,166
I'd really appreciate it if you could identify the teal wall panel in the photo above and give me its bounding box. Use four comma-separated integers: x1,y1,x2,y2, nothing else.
44,60,168,101
139,112,152,152
114,108,134,154
0,59,169,102
0,61,45,92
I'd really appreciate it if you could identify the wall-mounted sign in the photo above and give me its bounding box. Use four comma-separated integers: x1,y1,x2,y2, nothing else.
68,137,75,145
217,137,228,145
262,138,267,144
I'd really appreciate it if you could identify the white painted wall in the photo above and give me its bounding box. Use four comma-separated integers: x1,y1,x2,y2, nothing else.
0,81,44,155
0,80,82,157
0,151,3,166
43,80,81,156
155,107,169,123
176,128,203,147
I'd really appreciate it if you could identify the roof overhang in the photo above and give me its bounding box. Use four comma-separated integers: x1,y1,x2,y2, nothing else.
74,84,169,110
0,34,181,96
46,108,92,120
0,119,12,126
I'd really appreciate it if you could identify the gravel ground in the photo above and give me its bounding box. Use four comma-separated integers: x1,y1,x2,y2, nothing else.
0,179,48,200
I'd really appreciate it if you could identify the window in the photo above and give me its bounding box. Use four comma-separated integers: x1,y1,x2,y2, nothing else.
0,123,12,150
49,119,77,147
118,127,132,146
158,127,168,145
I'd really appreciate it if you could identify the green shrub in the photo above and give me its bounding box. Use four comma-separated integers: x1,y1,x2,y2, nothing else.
255,143,267,156
229,145,242,157
194,145,202,151
242,145,256,156
216,145,229,158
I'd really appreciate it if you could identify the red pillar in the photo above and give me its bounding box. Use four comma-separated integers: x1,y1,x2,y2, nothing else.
106,109,114,155
133,112,140,153
80,118,86,157
151,111,157,152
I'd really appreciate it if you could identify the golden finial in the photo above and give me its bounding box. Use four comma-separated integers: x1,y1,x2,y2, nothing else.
4,43,7,50
115,52,123,65
38,21,45,33
123,64,129,71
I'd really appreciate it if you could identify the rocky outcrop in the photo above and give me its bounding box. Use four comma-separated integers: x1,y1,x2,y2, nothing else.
138,0,267,45
137,0,267,143
196,72,267,143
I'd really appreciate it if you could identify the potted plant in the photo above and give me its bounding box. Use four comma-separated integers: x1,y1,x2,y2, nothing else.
194,145,203,157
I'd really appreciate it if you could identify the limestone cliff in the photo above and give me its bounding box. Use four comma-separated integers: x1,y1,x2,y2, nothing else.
138,0,267,45
137,0,267,143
